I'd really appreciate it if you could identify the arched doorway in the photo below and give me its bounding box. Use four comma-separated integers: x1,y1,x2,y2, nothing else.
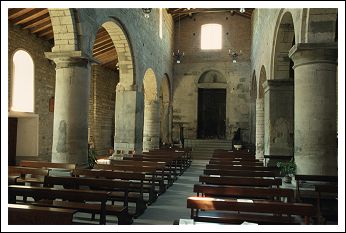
197,70,227,139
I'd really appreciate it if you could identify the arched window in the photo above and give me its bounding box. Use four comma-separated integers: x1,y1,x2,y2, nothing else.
201,24,222,50
12,50,34,112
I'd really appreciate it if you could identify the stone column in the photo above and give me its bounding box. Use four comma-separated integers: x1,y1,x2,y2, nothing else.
143,100,160,152
255,98,264,160
114,83,139,154
168,103,173,144
45,51,92,165
160,101,170,145
263,80,294,165
289,43,337,175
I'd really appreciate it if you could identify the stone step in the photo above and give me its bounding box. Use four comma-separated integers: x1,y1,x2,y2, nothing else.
187,139,232,160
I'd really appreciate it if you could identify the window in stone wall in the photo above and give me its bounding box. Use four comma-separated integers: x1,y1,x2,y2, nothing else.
201,24,222,50
11,50,34,112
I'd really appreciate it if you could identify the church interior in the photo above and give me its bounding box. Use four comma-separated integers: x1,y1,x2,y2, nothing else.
3,3,344,231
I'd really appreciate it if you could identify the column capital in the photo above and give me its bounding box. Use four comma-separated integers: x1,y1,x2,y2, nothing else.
45,51,99,69
116,83,137,91
263,79,294,93
288,43,337,68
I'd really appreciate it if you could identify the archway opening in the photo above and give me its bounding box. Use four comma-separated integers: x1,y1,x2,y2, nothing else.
197,70,227,139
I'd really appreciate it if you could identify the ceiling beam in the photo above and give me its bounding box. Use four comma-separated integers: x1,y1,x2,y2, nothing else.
8,8,34,20
22,13,50,29
11,8,48,25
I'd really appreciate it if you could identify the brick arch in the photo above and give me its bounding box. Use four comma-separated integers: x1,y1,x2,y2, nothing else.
272,11,295,80
48,9,78,52
258,65,267,99
143,68,158,103
101,20,134,87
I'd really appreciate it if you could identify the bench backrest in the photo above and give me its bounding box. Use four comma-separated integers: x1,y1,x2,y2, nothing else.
9,185,109,203
187,196,315,224
209,160,263,166
73,169,146,181
94,164,158,173
206,164,276,172
199,175,282,188
45,175,130,190
295,174,338,202
9,166,49,177
8,204,76,225
19,160,76,171
194,184,294,202
204,169,277,178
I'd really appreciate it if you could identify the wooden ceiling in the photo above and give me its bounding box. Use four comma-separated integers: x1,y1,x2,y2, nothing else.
92,27,118,71
167,8,253,21
8,8,118,71
8,8,54,40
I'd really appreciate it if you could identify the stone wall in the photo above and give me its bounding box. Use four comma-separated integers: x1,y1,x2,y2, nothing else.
88,65,118,156
171,12,251,142
8,24,56,161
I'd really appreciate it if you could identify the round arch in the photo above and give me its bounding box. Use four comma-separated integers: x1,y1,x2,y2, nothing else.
271,11,296,80
143,68,158,103
99,20,135,87
48,9,78,52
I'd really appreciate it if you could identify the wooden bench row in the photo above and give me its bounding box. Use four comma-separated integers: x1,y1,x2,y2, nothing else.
187,196,315,225
9,185,132,225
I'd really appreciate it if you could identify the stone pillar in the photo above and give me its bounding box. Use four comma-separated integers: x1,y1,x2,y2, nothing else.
45,51,92,165
263,80,294,165
168,103,173,144
255,98,264,160
143,100,160,152
114,83,139,154
289,43,337,175
160,101,170,145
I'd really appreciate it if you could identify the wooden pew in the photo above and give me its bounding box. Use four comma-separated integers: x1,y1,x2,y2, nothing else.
9,185,111,224
108,160,168,193
187,196,316,225
199,175,282,188
8,204,76,225
209,160,263,166
73,169,147,216
44,176,133,224
206,164,277,172
294,174,338,202
19,160,76,175
142,152,186,175
93,164,160,201
204,169,277,178
209,157,260,162
194,184,294,202
9,166,49,185
315,184,338,224
124,156,175,186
